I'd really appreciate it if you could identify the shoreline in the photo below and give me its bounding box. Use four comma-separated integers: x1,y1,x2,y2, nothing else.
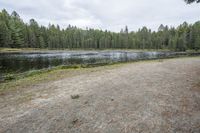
0,47,193,53
1,56,200,94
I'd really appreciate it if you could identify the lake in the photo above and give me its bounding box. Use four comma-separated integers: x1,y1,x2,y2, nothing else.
0,51,199,76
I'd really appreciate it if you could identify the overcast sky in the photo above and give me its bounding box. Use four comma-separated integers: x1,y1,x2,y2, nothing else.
0,0,199,32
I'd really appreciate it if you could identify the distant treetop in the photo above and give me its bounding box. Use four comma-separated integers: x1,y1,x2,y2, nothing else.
185,0,200,4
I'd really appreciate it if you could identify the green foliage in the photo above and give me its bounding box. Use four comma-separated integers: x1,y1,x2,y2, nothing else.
184,0,200,4
4,74,15,81
9,20,24,48
0,9,200,51
71,94,80,99
194,35,200,51
0,20,11,47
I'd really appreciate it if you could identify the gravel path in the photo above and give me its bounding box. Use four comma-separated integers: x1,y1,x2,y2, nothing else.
0,57,200,133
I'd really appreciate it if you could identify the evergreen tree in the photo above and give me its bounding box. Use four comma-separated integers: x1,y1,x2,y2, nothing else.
0,9,200,51
9,19,24,48
194,35,200,51
0,20,12,47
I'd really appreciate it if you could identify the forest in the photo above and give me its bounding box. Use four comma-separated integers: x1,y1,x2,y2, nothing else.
0,9,200,51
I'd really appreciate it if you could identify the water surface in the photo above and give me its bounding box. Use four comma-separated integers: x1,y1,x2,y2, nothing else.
0,51,199,76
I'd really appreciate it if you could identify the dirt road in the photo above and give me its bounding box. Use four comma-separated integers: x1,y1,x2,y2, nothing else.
0,57,200,133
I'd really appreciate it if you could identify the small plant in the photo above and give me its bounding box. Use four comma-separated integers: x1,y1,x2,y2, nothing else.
60,65,80,69
4,74,15,81
71,94,80,99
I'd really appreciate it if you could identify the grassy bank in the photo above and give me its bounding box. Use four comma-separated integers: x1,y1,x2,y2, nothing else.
0,48,59,53
0,47,175,53
1,59,158,94
1,56,200,95
0,62,120,94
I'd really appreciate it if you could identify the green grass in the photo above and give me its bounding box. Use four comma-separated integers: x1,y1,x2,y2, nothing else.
0,69,66,93
0,47,193,53
0,64,112,94
0,48,40,52
0,56,199,95
1,62,115,83
0,60,131,95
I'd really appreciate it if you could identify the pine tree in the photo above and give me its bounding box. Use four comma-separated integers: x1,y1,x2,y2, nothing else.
1,9,200,50
0,20,12,47
194,35,200,51
8,19,24,48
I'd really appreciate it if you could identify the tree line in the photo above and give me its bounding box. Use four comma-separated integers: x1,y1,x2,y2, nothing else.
0,9,200,51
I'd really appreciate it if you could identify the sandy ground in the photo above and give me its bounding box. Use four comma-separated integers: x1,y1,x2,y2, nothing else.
0,57,200,133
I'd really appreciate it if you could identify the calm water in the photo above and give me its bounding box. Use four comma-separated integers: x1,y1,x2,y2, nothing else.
0,51,199,75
